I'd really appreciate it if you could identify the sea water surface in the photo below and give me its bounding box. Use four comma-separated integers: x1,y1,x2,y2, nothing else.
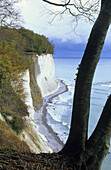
46,57,111,170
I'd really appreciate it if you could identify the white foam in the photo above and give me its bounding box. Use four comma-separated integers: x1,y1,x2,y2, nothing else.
46,104,64,123
45,81,73,143
102,84,111,88
59,91,73,103
46,115,69,144
46,102,71,128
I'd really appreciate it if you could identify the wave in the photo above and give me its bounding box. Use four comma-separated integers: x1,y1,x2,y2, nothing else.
46,78,111,145
46,103,71,124
102,84,111,88
46,111,70,143
94,81,111,86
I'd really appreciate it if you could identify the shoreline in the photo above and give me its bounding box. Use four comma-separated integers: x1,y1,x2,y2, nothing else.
34,80,69,152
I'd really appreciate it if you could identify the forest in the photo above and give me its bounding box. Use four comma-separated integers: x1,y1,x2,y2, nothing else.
0,27,55,55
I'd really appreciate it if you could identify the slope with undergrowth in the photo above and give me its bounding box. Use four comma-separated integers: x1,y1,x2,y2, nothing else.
0,27,55,152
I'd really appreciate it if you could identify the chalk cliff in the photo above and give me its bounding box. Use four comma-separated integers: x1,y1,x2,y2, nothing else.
30,53,59,98
36,54,59,97
19,54,59,153
0,53,59,153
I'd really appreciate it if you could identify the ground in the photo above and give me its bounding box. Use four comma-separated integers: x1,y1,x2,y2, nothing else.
0,149,75,170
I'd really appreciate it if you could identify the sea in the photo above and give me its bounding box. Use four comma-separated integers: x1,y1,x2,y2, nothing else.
46,56,111,170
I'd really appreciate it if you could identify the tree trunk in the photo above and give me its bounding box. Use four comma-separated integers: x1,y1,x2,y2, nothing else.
85,95,111,169
61,1,111,167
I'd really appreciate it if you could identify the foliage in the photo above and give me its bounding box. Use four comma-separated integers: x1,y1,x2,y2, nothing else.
0,79,29,117
10,116,24,135
18,27,55,54
0,78,29,134
0,27,55,55
0,40,31,95
0,41,28,81
0,40,29,134
0,120,30,152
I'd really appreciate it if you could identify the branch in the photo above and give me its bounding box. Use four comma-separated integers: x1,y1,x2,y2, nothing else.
0,0,22,28
42,0,71,7
42,0,100,27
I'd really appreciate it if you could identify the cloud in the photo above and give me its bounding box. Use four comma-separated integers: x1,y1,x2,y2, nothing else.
17,0,111,45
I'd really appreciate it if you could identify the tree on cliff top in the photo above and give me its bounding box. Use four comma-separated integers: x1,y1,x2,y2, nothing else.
0,0,21,29
43,0,111,169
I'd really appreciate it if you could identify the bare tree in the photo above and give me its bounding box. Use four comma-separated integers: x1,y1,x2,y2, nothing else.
43,0,100,23
0,0,22,29
43,0,111,169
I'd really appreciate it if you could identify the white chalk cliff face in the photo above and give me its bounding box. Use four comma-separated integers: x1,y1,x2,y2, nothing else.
36,54,59,97
19,54,59,154
22,69,34,118
19,69,52,153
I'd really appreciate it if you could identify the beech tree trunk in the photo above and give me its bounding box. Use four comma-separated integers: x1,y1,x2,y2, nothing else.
60,0,111,169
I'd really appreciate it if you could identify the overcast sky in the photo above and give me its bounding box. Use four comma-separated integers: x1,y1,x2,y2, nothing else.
17,0,111,56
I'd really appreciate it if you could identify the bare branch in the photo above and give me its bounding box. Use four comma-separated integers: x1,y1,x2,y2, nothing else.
42,0,100,24
0,0,22,28
42,0,72,7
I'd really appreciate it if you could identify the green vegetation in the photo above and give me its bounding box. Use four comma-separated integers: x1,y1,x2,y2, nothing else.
0,27,55,55
0,120,30,152
0,76,29,134
0,40,30,81
10,116,24,135
0,40,30,130
0,26,54,150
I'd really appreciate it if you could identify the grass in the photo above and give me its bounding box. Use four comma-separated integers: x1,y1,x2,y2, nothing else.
0,120,30,152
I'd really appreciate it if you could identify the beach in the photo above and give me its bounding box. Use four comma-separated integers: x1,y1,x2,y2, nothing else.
34,80,68,152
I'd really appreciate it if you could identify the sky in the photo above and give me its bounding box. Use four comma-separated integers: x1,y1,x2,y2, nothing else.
17,0,111,58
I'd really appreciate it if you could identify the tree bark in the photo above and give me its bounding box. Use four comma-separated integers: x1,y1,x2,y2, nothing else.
61,0,111,156
85,95,111,169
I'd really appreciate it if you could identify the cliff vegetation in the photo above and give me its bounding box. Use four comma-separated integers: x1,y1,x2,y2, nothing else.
0,27,55,152
0,27,55,55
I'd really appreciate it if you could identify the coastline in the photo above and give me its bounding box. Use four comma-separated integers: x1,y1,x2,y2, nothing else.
34,80,69,152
